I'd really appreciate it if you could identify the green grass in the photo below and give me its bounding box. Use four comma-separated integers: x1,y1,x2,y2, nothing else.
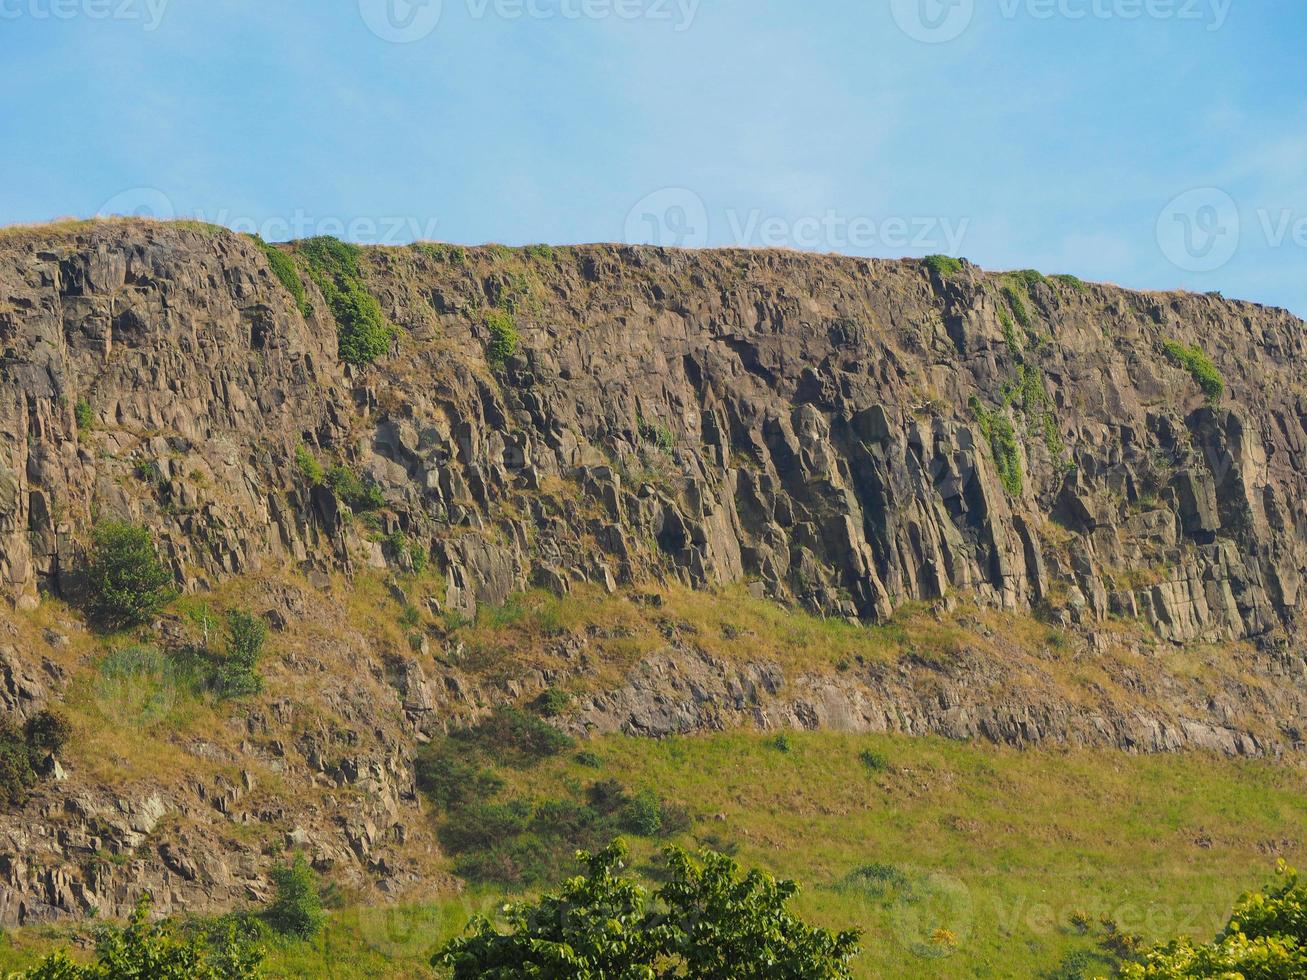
923,254,964,279
971,397,1024,496
482,733,1307,979
297,236,393,365
1,732,1300,978
252,235,311,317
1162,339,1225,405
484,308,518,365
1001,282,1034,330
1053,273,1088,294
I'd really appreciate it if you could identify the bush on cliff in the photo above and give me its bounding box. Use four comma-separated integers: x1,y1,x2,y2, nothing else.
1162,339,1225,405
85,521,178,631
0,709,70,807
298,236,393,366
264,854,325,941
216,609,267,698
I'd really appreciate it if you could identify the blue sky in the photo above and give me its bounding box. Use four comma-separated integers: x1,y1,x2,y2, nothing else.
2,0,1305,314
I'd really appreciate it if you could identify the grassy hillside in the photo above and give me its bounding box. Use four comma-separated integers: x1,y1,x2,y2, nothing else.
3,731,1299,978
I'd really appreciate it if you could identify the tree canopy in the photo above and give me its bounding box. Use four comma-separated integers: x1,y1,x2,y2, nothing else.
434,839,860,979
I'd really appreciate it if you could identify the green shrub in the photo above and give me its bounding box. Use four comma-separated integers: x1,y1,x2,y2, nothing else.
1053,273,1088,294
0,710,69,807
253,236,311,317
534,687,572,718
484,309,519,366
619,789,665,836
923,254,963,278
859,749,889,772
384,531,428,574
1001,283,1033,330
575,750,603,768
217,609,267,699
85,521,178,630
1008,268,1048,289
74,399,93,431
1162,339,1225,405
638,416,676,452
970,398,1024,497
768,733,793,753
294,444,324,485
457,707,574,766
415,744,505,810
264,854,324,940
297,236,392,365
414,242,468,264
326,464,385,512
523,243,555,261
586,777,631,816
999,306,1022,357
440,801,532,853
15,896,264,979
840,862,911,898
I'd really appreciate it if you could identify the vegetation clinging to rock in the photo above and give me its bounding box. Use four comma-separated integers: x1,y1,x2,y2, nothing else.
252,235,311,318
84,521,178,631
1162,339,1225,405
923,254,963,279
297,236,392,365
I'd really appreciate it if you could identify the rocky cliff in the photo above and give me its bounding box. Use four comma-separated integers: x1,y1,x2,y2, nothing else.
0,219,1304,926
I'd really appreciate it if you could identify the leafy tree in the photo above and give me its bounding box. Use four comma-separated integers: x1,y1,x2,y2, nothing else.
263,854,324,940
658,846,860,978
11,896,264,979
85,522,177,631
217,609,267,698
434,840,860,979
436,841,667,979
1120,863,1305,979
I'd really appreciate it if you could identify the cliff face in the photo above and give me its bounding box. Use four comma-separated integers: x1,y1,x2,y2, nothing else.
0,220,1305,926
3,221,1306,642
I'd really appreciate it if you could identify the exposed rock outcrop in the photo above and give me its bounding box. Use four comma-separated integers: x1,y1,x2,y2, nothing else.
0,220,1305,926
